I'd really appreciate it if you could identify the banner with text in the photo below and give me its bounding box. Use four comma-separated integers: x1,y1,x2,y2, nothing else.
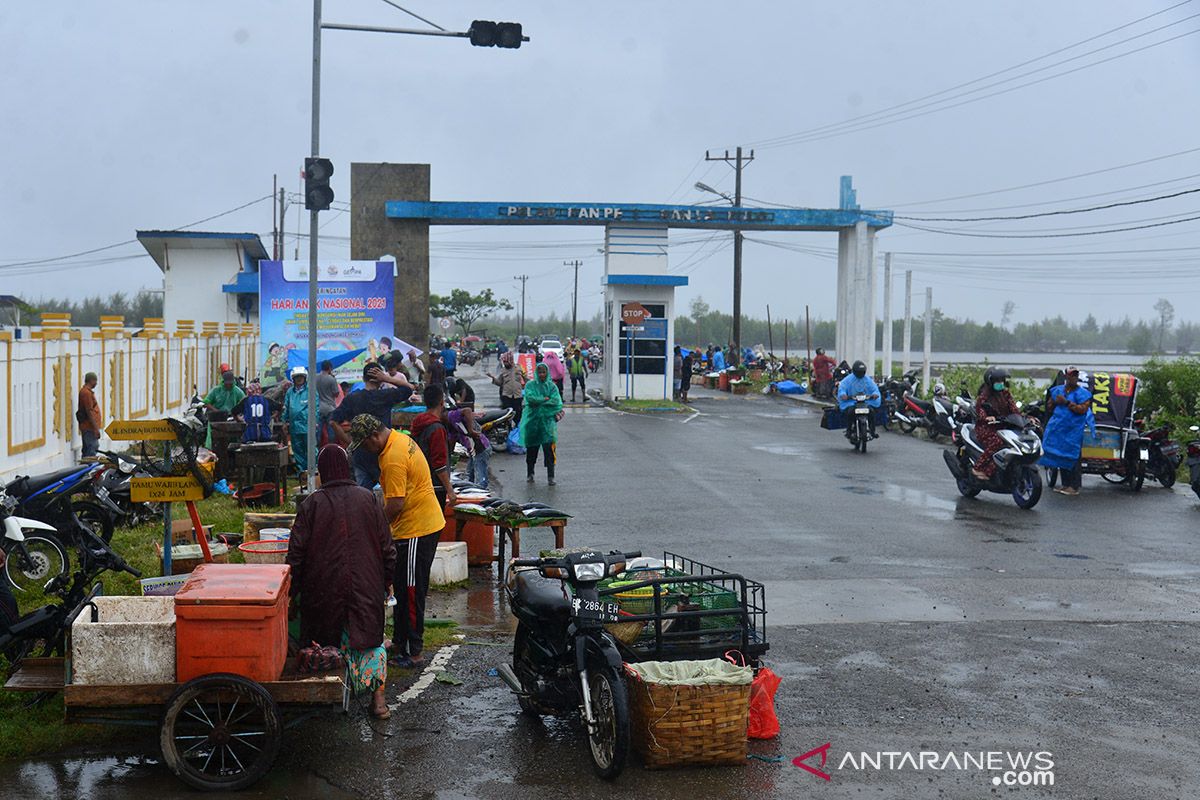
258,260,393,383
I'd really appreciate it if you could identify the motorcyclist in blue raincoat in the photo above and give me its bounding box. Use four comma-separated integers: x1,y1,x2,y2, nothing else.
837,360,882,438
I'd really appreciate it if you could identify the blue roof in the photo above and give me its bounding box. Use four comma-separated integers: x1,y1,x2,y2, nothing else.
221,271,260,294
602,274,689,287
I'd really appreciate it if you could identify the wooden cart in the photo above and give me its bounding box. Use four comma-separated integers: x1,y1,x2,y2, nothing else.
6,656,344,792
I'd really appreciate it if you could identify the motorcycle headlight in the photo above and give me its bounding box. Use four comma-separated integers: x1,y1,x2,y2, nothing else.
572,562,607,581
119,461,136,474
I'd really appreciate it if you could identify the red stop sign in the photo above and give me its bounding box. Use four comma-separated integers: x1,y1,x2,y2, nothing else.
621,303,650,325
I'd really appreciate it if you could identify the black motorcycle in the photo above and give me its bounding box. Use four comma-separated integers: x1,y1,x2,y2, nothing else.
1140,423,1181,488
499,549,641,779
1187,425,1200,500
87,450,162,527
0,521,140,673
845,393,875,453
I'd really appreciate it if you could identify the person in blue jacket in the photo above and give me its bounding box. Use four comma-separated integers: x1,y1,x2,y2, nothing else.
441,343,457,378
711,346,727,372
1039,365,1094,497
837,360,882,438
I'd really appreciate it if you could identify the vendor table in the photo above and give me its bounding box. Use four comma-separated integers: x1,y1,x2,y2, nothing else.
226,442,290,506
450,509,566,575
210,421,285,480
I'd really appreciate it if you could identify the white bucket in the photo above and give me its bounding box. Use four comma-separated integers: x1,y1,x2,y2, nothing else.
259,527,291,542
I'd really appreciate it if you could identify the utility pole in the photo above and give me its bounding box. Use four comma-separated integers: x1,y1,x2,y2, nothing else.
305,0,322,492
514,274,528,337
276,186,286,261
272,174,279,260
923,286,933,397
565,259,581,339
705,146,754,363
882,253,893,379
902,270,913,374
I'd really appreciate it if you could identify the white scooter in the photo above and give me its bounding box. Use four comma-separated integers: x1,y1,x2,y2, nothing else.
2,490,66,593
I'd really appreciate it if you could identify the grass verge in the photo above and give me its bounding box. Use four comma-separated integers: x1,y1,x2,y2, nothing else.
609,398,691,413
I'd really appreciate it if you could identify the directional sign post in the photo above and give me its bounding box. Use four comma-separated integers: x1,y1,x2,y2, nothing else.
620,303,651,400
621,302,650,326
131,477,206,503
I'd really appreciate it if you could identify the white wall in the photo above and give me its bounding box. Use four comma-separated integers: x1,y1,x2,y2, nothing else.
162,247,255,327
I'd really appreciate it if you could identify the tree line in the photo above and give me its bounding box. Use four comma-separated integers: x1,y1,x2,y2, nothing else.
18,292,164,329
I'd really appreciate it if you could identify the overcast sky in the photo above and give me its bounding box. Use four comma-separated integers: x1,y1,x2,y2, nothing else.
3,1,1199,328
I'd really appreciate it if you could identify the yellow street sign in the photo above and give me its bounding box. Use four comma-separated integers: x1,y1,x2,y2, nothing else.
131,477,205,503
106,419,177,441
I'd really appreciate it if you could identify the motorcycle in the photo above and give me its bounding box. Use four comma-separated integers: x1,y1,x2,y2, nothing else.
1139,422,1181,488
3,462,114,590
943,413,1044,509
87,450,162,528
1186,425,1200,500
477,407,517,453
0,520,140,672
499,549,642,779
845,393,875,453
1,488,66,594
894,388,956,441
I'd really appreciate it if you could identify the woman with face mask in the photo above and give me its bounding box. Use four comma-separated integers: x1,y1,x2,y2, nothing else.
971,367,1020,480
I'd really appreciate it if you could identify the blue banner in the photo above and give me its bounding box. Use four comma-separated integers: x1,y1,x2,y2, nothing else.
258,260,393,383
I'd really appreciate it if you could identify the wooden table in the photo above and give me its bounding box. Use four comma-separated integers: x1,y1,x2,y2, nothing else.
210,421,285,480
450,509,566,575
226,443,291,507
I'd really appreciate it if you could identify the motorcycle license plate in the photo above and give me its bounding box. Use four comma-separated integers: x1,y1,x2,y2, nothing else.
855,407,870,415
572,598,621,623
1140,449,1149,460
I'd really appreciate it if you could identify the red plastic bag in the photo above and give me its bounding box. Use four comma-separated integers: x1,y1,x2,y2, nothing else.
727,651,782,739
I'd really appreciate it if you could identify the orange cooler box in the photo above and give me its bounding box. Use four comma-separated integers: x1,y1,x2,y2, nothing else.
174,563,291,683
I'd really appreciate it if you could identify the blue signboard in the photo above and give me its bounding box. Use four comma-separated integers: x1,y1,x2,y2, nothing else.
386,201,892,232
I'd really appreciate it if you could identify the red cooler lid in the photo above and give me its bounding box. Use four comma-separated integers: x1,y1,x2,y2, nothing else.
175,563,291,606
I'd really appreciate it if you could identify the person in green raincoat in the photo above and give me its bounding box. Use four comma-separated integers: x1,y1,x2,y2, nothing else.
521,362,563,485
283,366,311,474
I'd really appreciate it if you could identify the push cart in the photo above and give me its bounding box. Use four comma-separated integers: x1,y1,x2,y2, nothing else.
597,551,768,666
1044,371,1149,491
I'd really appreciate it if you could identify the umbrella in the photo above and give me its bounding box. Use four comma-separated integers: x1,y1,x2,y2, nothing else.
464,335,482,342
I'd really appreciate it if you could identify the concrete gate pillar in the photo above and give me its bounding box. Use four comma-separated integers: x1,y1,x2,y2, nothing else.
834,219,877,371
350,163,430,354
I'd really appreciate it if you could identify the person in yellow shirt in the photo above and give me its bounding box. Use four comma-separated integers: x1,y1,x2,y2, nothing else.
349,413,446,669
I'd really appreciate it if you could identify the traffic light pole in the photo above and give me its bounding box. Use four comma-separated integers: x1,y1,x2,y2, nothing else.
306,0,322,492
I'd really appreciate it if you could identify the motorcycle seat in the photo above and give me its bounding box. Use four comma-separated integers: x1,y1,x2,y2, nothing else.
6,465,92,499
477,408,514,426
511,568,572,620
907,397,933,413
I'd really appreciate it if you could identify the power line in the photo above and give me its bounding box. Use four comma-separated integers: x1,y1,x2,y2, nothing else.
893,186,1200,222
742,2,1198,150
0,193,274,271
892,212,1200,238
377,0,445,31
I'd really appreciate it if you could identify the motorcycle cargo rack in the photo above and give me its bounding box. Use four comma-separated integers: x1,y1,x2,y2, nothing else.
598,551,768,665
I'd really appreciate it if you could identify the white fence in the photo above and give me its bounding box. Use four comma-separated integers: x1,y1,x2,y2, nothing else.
0,315,259,482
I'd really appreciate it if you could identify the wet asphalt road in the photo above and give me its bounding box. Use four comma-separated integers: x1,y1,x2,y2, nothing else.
3,366,1199,798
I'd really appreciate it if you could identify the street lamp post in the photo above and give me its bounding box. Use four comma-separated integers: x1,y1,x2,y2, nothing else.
303,5,528,490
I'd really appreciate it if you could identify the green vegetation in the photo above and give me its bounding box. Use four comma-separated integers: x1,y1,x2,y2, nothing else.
609,398,690,413
937,363,1042,405
1136,357,1200,432
429,288,513,337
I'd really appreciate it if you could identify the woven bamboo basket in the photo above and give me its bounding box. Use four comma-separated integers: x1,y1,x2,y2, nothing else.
628,672,750,768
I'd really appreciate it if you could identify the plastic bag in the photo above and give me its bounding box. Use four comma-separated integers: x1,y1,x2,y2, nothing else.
727,651,781,739
506,425,526,455
748,666,782,739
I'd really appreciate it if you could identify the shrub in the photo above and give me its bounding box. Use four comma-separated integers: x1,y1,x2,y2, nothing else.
1136,357,1200,432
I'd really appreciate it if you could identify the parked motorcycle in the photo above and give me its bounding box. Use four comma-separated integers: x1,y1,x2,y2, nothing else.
87,450,162,528
943,413,1044,509
0,520,140,672
478,407,516,452
1139,422,1181,488
845,393,875,453
499,549,642,779
1186,425,1200,500
893,384,956,441
1,488,66,594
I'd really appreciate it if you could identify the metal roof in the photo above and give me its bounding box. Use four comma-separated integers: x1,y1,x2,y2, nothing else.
136,231,270,273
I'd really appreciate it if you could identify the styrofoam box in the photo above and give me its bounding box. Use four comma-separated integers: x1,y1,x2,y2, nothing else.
430,542,468,586
71,596,176,685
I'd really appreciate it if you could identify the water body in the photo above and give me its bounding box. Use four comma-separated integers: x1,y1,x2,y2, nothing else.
879,350,1185,370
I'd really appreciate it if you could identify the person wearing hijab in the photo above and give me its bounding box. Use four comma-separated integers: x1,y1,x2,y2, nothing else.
543,350,566,400
287,445,397,718
972,367,1021,481
521,362,563,484
488,352,526,424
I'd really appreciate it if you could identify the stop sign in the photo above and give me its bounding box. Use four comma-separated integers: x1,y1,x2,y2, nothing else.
621,303,650,325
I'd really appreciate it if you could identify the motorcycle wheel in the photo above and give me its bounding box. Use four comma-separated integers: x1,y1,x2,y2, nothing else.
3,536,69,594
511,624,545,717
72,499,114,543
956,477,981,498
1100,472,1126,485
1012,466,1043,510
586,663,630,780
927,429,940,443
1156,465,1177,488
897,419,916,434
1128,459,1145,492
858,421,868,453
1046,468,1059,488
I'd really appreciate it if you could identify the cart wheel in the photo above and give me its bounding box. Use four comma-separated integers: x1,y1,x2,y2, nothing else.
1100,472,1126,485
1129,459,1146,492
160,673,281,792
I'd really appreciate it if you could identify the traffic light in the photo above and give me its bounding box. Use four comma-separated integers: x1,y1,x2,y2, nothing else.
469,20,523,49
304,157,334,211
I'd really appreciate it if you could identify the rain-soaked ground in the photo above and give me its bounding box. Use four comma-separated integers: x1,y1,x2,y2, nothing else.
3,371,1199,798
